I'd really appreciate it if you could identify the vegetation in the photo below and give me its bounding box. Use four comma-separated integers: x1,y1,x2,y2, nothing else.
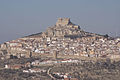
0,58,120,80
51,59,120,80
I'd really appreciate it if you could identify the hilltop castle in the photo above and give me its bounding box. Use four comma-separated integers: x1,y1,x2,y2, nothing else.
56,18,71,26
45,18,81,37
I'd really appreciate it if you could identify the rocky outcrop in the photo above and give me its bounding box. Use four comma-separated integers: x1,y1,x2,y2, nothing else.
44,18,101,39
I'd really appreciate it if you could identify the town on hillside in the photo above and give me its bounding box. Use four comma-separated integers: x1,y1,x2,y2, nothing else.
0,18,120,59
0,18,120,80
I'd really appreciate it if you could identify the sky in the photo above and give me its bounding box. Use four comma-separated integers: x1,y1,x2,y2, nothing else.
0,0,120,44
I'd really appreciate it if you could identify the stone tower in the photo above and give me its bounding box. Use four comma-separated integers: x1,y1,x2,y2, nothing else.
56,18,71,26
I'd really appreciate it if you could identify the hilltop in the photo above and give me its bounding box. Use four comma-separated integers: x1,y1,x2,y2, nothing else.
0,18,120,60
27,18,105,38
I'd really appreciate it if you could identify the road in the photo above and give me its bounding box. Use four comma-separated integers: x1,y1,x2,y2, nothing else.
47,68,56,80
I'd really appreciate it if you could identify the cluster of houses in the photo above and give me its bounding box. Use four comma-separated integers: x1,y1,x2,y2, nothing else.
4,62,31,69
52,72,79,80
1,35,119,59
23,68,46,73
4,63,46,73
0,18,120,59
31,59,79,66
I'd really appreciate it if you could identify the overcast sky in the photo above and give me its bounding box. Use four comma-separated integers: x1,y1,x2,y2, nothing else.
0,0,120,44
